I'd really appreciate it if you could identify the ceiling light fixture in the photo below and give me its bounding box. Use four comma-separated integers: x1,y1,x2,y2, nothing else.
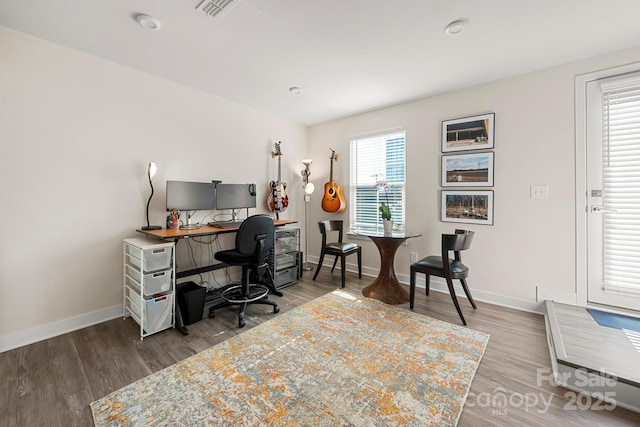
136,14,161,30
445,19,467,36
289,87,302,95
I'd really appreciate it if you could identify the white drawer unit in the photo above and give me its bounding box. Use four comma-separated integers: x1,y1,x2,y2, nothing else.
123,237,175,339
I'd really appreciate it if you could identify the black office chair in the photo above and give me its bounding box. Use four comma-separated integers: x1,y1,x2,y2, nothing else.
312,220,362,288
208,214,279,328
409,229,476,325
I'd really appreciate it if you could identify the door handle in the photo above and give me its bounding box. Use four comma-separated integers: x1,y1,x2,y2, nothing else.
591,206,618,213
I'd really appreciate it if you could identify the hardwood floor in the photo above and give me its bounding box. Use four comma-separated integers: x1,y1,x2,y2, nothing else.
1,269,638,426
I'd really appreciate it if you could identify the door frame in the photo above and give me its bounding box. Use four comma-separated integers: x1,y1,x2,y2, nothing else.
575,61,640,308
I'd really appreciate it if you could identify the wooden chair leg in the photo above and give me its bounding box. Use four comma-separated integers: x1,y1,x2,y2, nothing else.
460,278,477,309
340,256,346,288
357,250,362,278
425,274,430,295
446,276,466,325
312,251,325,281
330,256,339,272
409,267,416,310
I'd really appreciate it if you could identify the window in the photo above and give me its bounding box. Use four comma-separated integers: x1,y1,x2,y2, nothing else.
349,128,406,232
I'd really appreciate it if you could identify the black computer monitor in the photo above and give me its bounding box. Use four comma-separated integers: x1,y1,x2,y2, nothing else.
166,181,216,226
215,183,257,211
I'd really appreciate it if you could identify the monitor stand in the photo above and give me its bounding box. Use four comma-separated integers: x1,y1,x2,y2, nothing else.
180,211,200,230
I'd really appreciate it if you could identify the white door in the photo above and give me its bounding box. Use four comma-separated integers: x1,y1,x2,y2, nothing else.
586,72,640,311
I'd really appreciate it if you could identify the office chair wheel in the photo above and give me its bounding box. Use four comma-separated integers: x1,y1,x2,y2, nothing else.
274,306,280,314
239,318,246,328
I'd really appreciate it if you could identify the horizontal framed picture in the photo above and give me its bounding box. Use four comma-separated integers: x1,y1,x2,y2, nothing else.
442,113,495,153
442,152,494,187
441,190,494,225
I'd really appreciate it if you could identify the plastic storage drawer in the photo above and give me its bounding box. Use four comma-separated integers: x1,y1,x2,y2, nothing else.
275,253,295,269
275,267,298,287
126,246,172,272
129,294,174,334
126,265,172,296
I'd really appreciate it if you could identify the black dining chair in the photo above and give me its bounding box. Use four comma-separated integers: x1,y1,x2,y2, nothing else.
208,214,280,328
312,220,362,288
409,229,476,325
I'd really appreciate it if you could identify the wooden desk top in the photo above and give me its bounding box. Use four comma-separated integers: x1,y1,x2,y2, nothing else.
137,219,298,240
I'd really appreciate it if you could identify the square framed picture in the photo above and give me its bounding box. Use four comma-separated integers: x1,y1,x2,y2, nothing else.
441,190,494,225
442,152,494,187
442,113,495,152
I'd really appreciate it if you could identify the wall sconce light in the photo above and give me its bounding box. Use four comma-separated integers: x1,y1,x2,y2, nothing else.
142,161,161,230
301,159,314,270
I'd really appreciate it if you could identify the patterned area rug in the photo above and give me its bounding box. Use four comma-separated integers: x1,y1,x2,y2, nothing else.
91,290,490,426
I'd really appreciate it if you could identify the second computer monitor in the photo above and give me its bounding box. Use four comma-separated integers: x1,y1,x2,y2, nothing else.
215,183,257,210
166,181,216,211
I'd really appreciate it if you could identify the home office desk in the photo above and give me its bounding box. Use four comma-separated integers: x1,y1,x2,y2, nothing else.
353,229,422,305
136,219,297,334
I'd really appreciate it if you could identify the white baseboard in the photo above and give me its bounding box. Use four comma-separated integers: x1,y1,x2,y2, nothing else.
309,256,545,314
409,275,545,314
0,305,122,353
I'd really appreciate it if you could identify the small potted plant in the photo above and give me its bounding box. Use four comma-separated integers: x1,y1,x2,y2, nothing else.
376,175,393,234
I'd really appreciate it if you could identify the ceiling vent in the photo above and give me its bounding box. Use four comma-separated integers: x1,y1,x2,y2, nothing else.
196,0,234,18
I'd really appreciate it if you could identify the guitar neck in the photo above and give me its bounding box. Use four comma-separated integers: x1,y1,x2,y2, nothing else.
329,155,334,182
278,154,281,184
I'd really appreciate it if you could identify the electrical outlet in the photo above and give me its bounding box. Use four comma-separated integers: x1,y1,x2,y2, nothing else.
530,185,549,199
410,251,418,263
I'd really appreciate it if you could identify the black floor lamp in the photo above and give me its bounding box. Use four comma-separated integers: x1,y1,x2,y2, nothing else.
142,161,161,230
301,159,314,271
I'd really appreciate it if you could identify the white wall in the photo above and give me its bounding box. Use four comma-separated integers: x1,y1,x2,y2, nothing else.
0,26,307,351
306,45,640,310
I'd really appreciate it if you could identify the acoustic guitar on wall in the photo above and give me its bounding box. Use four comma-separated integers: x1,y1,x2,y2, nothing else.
322,148,346,213
266,141,288,218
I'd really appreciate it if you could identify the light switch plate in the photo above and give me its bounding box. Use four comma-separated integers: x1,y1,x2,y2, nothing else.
530,185,549,199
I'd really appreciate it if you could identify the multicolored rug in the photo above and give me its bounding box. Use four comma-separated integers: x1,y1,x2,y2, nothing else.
91,290,489,426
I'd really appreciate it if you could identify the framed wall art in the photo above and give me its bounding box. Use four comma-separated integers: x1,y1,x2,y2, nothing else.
441,152,494,187
442,113,495,152
441,190,494,225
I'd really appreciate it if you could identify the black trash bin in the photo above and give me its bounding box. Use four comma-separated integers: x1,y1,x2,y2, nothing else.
177,281,206,325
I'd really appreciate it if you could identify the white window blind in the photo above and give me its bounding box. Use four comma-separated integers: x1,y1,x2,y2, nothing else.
349,129,406,232
601,75,640,296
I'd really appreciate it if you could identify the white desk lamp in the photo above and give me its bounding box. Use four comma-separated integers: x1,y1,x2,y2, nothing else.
142,161,161,230
301,159,315,271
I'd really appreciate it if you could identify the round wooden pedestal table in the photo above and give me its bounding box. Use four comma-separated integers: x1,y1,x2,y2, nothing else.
354,229,422,305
